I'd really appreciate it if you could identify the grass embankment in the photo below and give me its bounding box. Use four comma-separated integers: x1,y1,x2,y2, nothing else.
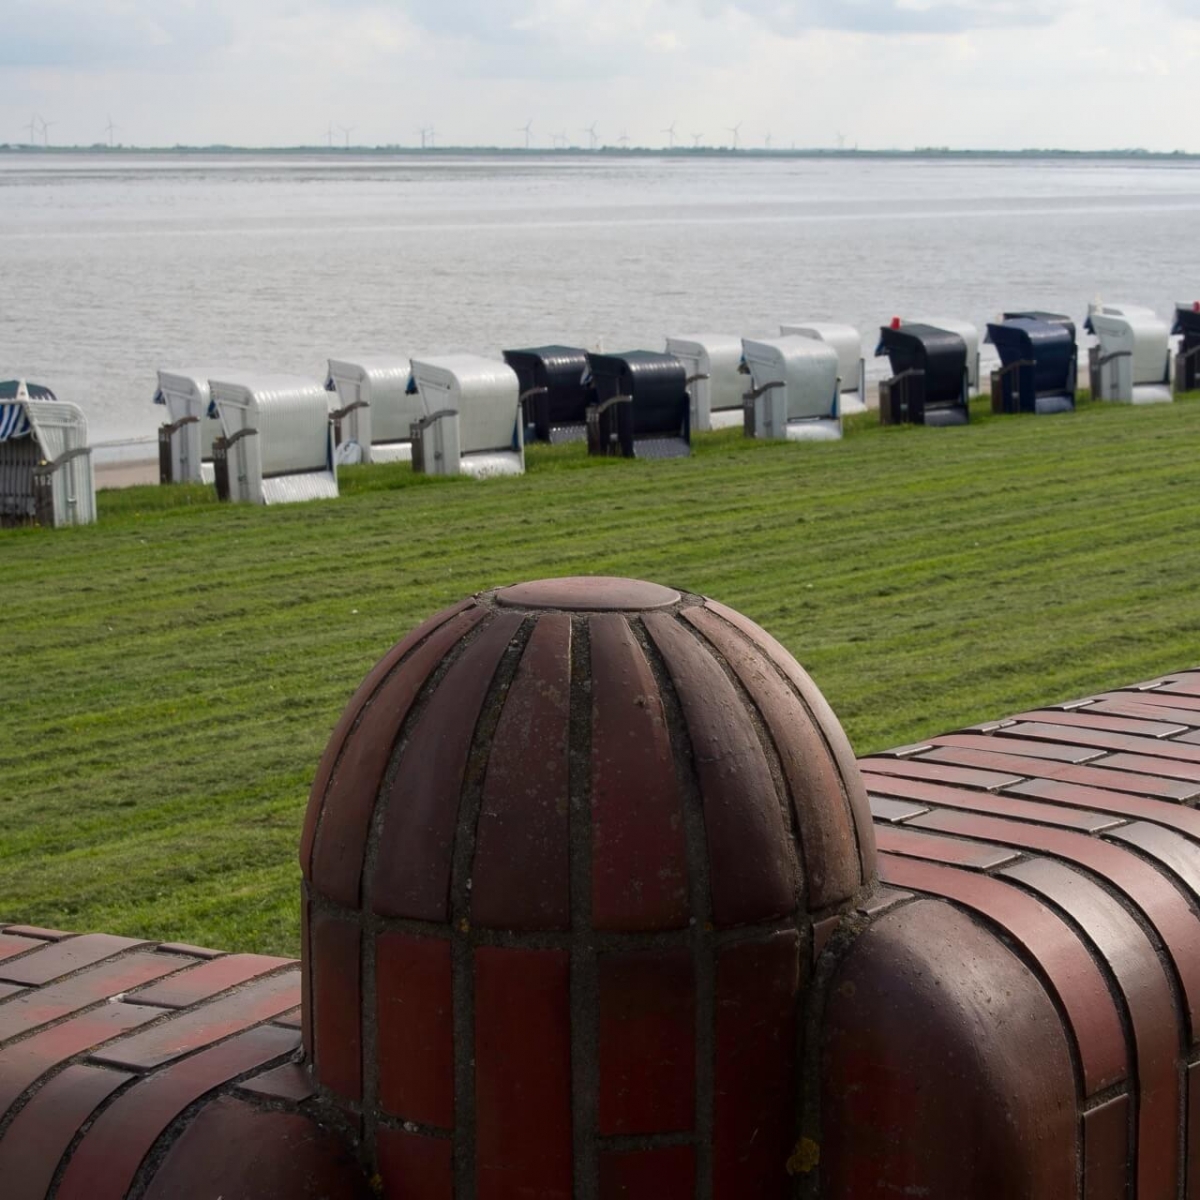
2,395,1199,954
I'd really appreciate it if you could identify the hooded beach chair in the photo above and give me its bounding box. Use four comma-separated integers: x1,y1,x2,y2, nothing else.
663,335,746,431
501,346,592,444
985,316,1078,414
325,357,422,464
410,355,525,478
584,351,691,459
779,322,867,415
741,336,842,441
876,323,970,426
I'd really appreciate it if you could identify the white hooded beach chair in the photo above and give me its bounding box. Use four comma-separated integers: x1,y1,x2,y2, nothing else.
409,355,524,479
324,357,422,464
904,317,981,392
740,337,842,441
779,323,867,415
663,335,746,431
1084,306,1172,404
155,369,226,485
0,381,95,527
208,374,338,504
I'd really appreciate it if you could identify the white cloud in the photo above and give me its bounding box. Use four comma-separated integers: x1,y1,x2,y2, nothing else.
0,0,1195,150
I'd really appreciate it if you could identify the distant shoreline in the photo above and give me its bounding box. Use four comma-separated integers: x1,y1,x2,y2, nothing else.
3,145,1198,162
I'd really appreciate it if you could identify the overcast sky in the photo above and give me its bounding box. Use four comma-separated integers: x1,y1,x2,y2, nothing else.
3,0,1197,151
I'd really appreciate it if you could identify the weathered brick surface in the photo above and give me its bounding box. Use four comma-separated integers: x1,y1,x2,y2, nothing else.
6,582,1200,1199
0,933,145,986
57,1025,299,1200
89,968,301,1071
127,952,293,1008
0,1064,131,1200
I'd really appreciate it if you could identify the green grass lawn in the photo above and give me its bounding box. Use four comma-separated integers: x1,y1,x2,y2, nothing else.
3,394,1199,954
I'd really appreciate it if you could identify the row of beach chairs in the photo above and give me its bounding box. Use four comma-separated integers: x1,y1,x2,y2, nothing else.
153,301,1197,504
4,301,1194,525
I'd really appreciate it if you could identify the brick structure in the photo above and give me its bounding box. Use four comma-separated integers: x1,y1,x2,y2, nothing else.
2,576,1200,1197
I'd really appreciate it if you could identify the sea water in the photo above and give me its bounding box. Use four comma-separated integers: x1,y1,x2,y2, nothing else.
1,152,1198,444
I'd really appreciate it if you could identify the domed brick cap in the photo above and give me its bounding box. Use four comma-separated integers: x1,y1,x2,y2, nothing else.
299,576,876,1196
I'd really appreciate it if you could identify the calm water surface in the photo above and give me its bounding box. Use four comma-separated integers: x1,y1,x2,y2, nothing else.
2,153,1198,442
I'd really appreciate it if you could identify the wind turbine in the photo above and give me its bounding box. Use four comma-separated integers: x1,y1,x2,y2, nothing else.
764,131,772,150
326,121,335,149
552,130,567,149
691,132,703,149
25,115,38,147
105,116,118,148
836,131,847,151
662,119,677,149
583,122,599,150
338,124,354,149
39,118,56,148
518,119,533,149
726,121,742,150
617,129,630,148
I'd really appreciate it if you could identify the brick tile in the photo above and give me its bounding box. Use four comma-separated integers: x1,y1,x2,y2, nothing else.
713,932,800,1199
89,967,300,1071
377,931,453,1128
57,1025,298,1200
274,1006,302,1029
703,598,875,880
1013,722,1200,760
371,612,523,921
813,914,841,959
310,910,361,1102
589,613,689,932
1090,693,1200,721
0,983,24,1001
1108,821,1200,897
858,756,1026,791
868,795,929,822
598,948,694,1136
1009,709,1188,738
1158,677,1200,698
154,943,226,959
864,772,1120,832
1189,1064,1200,1200
685,605,864,908
877,854,1127,1094
907,810,1200,1040
0,933,45,964
0,933,145,986
933,731,1104,764
1083,1095,1130,1200
1003,858,1179,1196
645,612,796,928
856,886,913,916
820,900,1079,1200
472,613,572,930
0,952,190,1041
128,952,295,1008
310,605,486,908
1178,729,1200,746
140,1093,369,1199
302,598,477,875
377,1127,453,1200
0,1002,159,1120
474,946,572,1200
1097,751,1200,783
237,1061,315,1102
919,746,1200,802
599,1146,696,1199
873,825,1019,870
301,887,312,1054
1005,777,1200,840
2,926,71,941
0,1064,132,1200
